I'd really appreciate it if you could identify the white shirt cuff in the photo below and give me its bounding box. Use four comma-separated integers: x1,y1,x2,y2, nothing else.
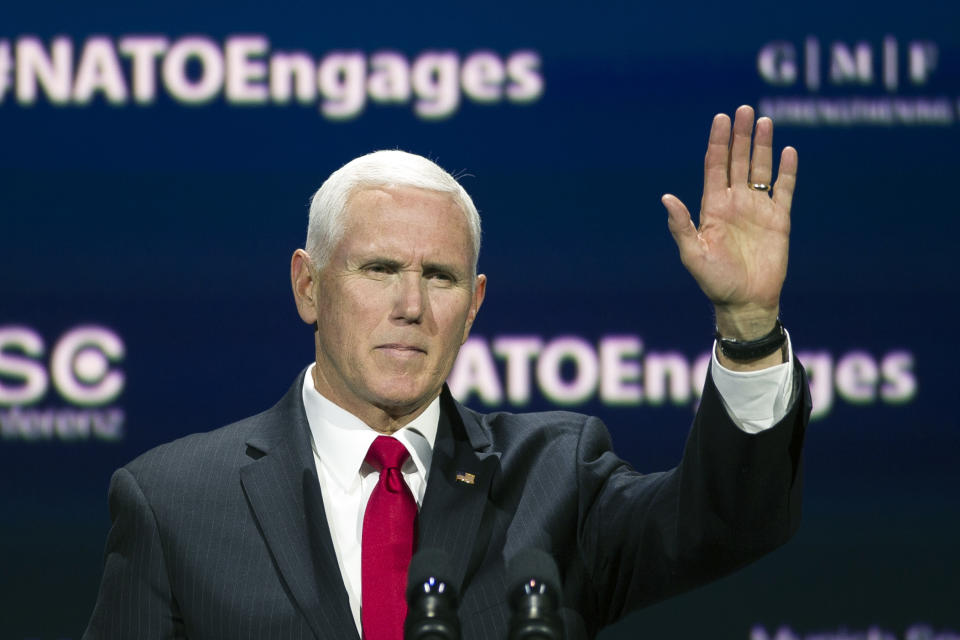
710,331,796,434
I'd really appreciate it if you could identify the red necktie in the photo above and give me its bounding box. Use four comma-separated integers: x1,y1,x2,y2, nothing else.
362,436,417,640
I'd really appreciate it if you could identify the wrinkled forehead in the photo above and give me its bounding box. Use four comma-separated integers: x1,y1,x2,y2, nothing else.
336,184,479,278
345,184,462,218
343,184,463,236
346,185,471,237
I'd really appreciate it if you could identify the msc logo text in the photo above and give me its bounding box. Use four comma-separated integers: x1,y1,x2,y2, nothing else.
0,325,126,442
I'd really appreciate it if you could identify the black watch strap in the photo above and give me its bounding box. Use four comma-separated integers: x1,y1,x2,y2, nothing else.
715,320,786,362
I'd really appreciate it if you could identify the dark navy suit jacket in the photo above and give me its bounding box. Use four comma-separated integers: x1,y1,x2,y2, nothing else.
83,364,809,639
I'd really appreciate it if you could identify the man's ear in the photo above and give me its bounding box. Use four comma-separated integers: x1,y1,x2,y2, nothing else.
461,273,487,344
291,249,319,325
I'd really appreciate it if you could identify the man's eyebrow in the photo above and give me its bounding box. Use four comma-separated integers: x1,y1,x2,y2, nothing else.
358,256,403,268
422,261,465,276
354,255,466,277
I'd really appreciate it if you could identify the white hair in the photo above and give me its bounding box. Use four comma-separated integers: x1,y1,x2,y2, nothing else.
306,150,482,274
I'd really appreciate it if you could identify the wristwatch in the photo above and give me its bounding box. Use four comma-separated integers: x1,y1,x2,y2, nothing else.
715,320,786,362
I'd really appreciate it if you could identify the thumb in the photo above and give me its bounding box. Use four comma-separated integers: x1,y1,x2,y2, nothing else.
661,194,698,256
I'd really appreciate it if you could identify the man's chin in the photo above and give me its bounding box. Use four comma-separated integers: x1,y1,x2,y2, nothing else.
372,388,440,420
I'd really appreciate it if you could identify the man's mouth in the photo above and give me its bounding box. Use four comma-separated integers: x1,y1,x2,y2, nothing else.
377,343,427,355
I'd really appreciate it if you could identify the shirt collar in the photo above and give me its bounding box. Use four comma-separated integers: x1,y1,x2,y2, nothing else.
301,363,439,492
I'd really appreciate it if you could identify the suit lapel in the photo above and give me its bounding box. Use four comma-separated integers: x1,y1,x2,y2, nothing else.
239,374,359,640
418,388,499,592
237,378,496,636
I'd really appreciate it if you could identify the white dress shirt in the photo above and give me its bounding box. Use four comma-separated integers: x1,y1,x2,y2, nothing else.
301,339,795,635
302,369,438,635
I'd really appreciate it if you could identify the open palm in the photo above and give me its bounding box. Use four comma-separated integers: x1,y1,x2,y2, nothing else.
662,105,798,340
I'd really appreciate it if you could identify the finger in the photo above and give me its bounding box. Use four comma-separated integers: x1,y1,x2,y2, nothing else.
772,146,799,211
728,105,755,187
704,113,731,197
662,194,699,257
749,116,774,187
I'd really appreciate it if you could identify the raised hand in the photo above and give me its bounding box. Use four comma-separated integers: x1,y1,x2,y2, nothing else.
661,105,798,356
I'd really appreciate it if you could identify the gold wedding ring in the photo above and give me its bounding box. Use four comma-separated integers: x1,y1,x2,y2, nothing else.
749,183,771,192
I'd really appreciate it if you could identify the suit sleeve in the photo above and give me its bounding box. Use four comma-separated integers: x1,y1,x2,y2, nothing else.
576,361,810,627
83,467,186,639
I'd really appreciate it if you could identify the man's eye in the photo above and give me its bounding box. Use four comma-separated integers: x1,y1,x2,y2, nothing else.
365,263,392,274
428,271,455,283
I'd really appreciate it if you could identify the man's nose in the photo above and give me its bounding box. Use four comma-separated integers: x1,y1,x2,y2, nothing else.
392,272,425,323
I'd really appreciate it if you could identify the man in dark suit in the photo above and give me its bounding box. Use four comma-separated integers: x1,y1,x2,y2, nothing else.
84,105,808,639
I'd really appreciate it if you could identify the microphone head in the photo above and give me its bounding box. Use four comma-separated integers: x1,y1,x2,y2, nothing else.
406,548,458,604
506,548,561,604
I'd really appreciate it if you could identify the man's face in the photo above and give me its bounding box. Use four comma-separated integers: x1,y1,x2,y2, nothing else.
292,185,485,431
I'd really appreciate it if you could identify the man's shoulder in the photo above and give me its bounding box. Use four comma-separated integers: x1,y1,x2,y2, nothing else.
455,400,606,448
451,402,625,487
122,373,306,487
467,405,593,430
122,408,278,482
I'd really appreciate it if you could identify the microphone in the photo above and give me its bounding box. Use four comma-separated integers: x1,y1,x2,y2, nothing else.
405,548,461,640
507,549,563,640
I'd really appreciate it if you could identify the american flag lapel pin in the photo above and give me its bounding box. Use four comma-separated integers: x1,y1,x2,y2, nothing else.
455,471,476,485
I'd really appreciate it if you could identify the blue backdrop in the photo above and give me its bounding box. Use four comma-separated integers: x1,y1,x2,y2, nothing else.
2,1,958,638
